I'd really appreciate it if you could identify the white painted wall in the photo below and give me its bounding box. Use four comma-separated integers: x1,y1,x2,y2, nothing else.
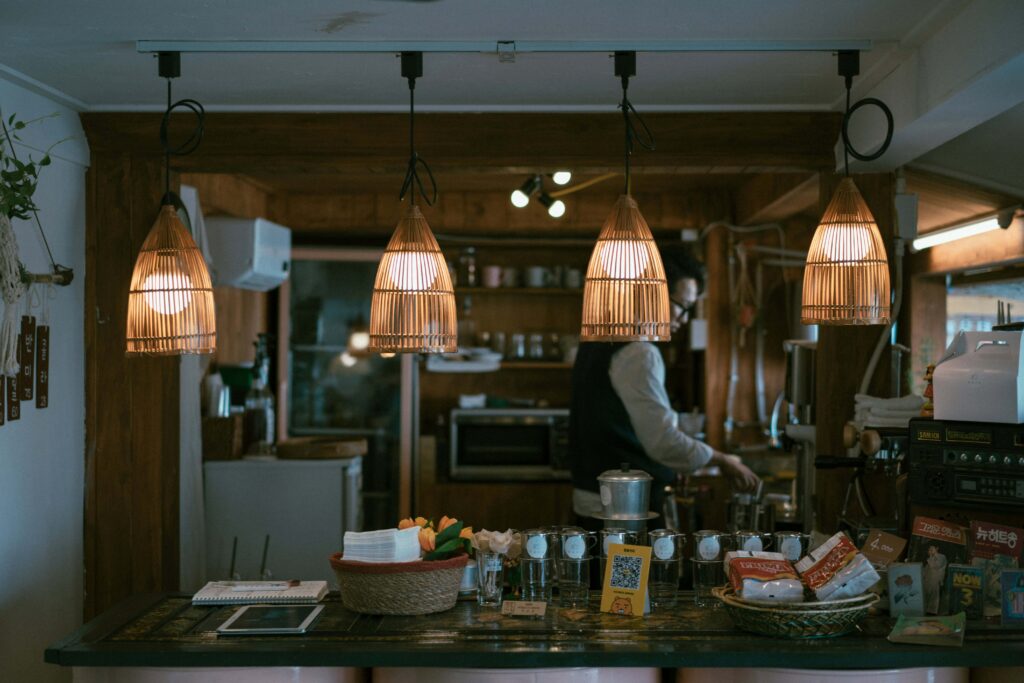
0,77,89,683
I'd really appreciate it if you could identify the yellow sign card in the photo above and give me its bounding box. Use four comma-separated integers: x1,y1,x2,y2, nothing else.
599,543,652,617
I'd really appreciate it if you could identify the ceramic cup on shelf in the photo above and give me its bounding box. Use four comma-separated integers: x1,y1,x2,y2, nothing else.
525,266,550,288
482,265,502,289
501,267,520,288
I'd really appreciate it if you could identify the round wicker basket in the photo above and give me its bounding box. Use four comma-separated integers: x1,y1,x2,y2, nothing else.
329,552,469,615
712,586,879,639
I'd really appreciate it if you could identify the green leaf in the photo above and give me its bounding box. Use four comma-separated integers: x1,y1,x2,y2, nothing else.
13,121,25,130
39,155,50,167
434,520,464,546
423,537,463,561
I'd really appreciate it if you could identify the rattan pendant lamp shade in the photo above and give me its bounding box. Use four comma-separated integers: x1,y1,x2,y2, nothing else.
369,204,456,353
127,205,216,354
580,51,670,342
581,195,670,341
126,52,216,355
801,177,890,325
369,52,457,354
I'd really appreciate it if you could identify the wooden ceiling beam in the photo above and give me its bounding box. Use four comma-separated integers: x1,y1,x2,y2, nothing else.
81,112,842,174
733,172,819,225
905,167,1022,234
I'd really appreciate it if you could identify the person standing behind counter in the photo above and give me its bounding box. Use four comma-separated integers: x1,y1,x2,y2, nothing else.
568,250,760,524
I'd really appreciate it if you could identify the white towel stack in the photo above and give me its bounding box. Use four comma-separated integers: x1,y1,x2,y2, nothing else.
342,526,422,563
853,393,925,429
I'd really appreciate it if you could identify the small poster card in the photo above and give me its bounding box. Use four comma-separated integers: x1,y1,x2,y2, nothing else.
947,563,984,620
975,554,1018,617
969,521,1023,562
600,543,651,617
501,601,546,618
1002,569,1024,627
887,612,966,648
861,529,907,567
908,516,967,615
888,562,925,617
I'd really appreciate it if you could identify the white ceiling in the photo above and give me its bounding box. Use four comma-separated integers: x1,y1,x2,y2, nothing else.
1,0,1021,195
0,0,964,111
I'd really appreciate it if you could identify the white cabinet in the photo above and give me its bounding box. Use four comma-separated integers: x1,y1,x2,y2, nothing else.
204,458,362,585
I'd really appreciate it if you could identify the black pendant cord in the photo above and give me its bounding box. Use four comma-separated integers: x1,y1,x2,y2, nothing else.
159,77,205,205
399,75,437,206
619,75,654,196
839,76,893,177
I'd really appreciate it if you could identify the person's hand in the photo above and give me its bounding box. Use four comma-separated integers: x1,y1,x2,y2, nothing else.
711,452,760,493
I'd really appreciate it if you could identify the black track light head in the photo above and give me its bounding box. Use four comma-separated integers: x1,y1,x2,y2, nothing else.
510,175,542,208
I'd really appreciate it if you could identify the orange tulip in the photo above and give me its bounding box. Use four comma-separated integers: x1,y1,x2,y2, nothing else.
459,526,473,540
438,515,458,532
398,518,417,530
415,516,431,529
419,527,436,552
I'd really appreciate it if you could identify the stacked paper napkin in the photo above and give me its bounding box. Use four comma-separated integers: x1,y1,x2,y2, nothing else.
342,526,421,563
853,393,925,429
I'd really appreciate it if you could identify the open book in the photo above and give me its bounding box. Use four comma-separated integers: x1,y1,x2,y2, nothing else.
192,580,328,605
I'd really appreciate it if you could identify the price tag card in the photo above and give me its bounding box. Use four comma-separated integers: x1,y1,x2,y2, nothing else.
600,543,651,617
861,529,907,567
20,316,35,401
35,325,49,409
501,601,547,617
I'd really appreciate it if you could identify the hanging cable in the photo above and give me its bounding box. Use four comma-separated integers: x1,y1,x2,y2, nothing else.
615,52,654,195
837,50,893,176
398,52,437,206
157,53,204,207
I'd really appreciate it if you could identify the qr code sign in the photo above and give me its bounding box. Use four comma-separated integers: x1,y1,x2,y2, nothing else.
609,554,643,590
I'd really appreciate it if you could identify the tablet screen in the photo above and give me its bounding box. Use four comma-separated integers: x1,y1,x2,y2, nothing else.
217,604,324,635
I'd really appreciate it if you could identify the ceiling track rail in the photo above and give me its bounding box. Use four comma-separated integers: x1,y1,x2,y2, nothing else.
137,40,873,55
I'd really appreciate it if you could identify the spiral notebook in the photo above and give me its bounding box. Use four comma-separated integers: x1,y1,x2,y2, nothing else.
192,580,328,605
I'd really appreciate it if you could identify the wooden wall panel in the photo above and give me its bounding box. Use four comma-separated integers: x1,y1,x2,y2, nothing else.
85,154,181,618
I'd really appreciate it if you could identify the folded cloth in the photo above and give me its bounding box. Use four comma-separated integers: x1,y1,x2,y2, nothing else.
854,394,925,410
343,526,422,563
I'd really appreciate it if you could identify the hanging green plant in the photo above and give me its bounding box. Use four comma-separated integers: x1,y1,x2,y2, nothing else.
0,112,59,220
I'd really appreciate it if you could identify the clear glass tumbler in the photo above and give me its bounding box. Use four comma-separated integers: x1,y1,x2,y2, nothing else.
557,558,590,608
648,529,686,610
691,530,730,608
520,557,555,603
477,551,505,607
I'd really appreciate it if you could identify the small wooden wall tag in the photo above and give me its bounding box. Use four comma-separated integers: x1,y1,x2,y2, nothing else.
20,315,35,401
35,324,49,409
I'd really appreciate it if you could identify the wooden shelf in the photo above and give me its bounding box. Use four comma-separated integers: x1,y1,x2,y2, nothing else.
500,361,573,369
291,343,349,353
456,287,582,296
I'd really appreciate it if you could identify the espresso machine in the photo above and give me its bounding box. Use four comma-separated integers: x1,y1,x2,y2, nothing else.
767,339,818,532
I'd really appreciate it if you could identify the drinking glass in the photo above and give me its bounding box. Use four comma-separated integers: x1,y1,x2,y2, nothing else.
734,530,773,553
773,531,811,562
598,528,639,584
558,558,590,608
691,530,730,608
648,530,686,610
477,551,505,607
520,558,555,603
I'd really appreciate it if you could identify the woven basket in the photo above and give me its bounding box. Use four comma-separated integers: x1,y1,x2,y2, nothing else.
713,586,879,639
329,552,468,615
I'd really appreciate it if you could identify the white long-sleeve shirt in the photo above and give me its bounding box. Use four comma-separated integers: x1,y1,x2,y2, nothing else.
572,342,713,516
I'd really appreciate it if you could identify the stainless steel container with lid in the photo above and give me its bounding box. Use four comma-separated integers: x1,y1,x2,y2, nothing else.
597,462,654,520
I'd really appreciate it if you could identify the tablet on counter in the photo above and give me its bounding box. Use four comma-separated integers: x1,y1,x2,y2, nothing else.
216,604,325,635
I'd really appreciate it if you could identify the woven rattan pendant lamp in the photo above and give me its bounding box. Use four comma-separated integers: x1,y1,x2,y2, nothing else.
369,52,456,354
126,52,215,355
802,51,893,326
581,52,670,342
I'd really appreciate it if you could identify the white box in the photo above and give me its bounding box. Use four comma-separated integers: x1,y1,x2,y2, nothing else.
205,216,291,291
933,330,1024,424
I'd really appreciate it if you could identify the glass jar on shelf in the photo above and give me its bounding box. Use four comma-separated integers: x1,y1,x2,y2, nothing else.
457,247,477,288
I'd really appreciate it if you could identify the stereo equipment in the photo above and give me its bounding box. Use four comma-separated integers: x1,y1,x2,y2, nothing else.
908,418,1024,509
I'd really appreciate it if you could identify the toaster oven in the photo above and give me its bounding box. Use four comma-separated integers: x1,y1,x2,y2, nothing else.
448,408,570,481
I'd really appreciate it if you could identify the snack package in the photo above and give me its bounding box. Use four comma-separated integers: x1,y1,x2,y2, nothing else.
726,551,804,603
795,531,880,601
887,612,966,648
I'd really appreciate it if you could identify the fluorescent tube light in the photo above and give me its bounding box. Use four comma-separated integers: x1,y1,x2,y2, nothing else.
912,217,1001,251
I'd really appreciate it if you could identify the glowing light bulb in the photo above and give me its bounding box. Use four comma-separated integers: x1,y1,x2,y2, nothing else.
387,251,439,291
547,200,566,219
552,171,572,186
380,352,396,359
142,272,193,315
821,224,870,263
510,189,530,208
340,351,357,367
599,240,650,280
349,330,370,351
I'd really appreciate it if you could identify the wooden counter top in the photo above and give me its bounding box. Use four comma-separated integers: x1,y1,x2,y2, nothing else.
46,592,1024,669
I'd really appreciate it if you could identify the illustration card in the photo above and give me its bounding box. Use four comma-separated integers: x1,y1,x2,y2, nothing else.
907,516,967,615
1002,568,1024,627
600,543,652,617
888,562,925,617
975,554,1019,618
